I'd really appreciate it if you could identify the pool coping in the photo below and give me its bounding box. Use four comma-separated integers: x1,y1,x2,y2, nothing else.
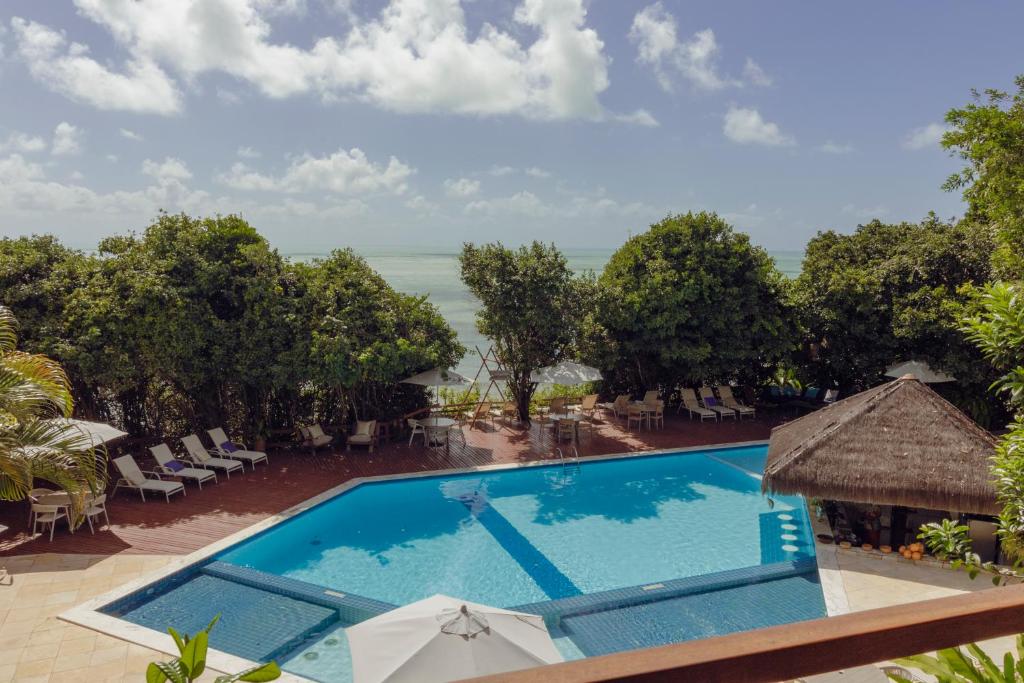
60,439,779,681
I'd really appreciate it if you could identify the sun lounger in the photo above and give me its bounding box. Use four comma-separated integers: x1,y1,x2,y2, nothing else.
112,454,185,502
346,420,377,452
181,434,244,478
149,443,218,488
207,427,269,469
678,388,717,421
716,385,756,419
699,387,737,420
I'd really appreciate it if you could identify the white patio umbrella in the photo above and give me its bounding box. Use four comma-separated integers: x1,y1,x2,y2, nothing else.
347,595,563,683
401,367,471,388
42,418,128,448
529,361,603,385
884,360,956,384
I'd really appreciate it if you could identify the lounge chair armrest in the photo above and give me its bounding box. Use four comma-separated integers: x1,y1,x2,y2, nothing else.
141,470,164,479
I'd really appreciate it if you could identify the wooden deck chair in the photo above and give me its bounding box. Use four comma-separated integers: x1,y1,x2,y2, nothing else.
181,434,244,478
113,454,185,502
149,443,218,488
207,427,269,469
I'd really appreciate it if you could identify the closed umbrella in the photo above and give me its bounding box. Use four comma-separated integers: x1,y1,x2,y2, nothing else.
884,360,955,384
530,361,602,385
347,594,563,683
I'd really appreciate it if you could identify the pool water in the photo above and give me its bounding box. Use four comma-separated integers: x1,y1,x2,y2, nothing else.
104,445,826,682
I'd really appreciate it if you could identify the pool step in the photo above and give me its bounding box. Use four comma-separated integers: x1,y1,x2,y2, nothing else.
513,557,819,627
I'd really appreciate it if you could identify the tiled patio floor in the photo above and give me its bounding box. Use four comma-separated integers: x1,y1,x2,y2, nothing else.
0,410,779,557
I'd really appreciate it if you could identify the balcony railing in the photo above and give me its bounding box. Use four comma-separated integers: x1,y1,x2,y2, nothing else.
468,582,1024,682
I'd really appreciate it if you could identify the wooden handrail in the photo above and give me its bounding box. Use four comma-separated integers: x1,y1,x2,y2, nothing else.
467,583,1024,682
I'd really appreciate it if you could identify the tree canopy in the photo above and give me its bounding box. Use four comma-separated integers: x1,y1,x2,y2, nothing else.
943,75,1024,279
0,214,463,440
591,212,794,395
792,216,1001,422
459,242,588,421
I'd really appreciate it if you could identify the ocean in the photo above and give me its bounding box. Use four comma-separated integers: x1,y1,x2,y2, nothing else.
286,247,804,378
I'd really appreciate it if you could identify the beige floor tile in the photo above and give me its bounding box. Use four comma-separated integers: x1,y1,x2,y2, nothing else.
17,644,57,663
89,643,128,666
51,652,94,674
12,657,55,679
0,664,15,683
56,634,96,657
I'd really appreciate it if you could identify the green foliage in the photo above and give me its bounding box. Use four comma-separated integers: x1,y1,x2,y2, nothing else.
0,306,106,511
0,215,463,439
942,74,1024,279
889,634,1024,682
459,242,588,422
793,216,1000,422
592,212,795,396
147,615,281,683
771,367,803,392
917,519,973,561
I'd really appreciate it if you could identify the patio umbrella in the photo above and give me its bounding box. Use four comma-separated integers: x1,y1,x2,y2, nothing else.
529,361,602,385
884,360,956,384
400,367,471,388
347,594,563,683
42,418,128,448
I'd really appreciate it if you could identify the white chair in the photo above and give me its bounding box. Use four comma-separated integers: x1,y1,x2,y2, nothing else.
113,455,185,502
27,487,56,525
181,435,244,478
207,427,269,469
300,424,333,453
83,493,110,534
150,443,218,488
642,390,659,405
31,503,68,542
679,388,718,421
626,404,646,431
408,419,426,446
717,385,756,419
346,420,377,452
699,386,736,420
648,400,665,429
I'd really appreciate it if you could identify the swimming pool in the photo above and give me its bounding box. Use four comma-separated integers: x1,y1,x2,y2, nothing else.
95,444,826,682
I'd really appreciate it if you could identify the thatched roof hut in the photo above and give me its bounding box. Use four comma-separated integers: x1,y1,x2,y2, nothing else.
762,375,999,515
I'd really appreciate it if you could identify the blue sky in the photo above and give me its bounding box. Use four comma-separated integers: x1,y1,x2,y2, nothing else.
1,0,1021,252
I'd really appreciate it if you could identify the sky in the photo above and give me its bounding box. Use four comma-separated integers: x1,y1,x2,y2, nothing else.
0,0,1022,253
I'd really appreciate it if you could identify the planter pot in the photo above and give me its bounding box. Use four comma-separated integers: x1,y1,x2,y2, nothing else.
254,437,267,451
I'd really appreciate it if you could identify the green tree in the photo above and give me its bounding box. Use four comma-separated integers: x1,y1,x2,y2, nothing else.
942,75,1024,279
593,212,794,395
460,242,586,422
962,283,1024,558
793,216,1000,421
0,306,106,508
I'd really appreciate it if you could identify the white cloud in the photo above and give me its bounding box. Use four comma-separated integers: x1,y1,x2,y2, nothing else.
465,191,548,217
722,106,793,146
12,0,625,122
405,194,440,214
51,122,82,155
525,167,551,179
902,122,949,150
0,152,210,216
818,141,854,154
0,131,46,153
217,147,413,195
629,3,741,91
120,128,143,141
465,188,652,220
69,170,85,181
237,146,261,159
217,88,242,105
742,58,771,87
105,154,119,162
613,109,659,127
487,165,516,176
10,17,182,115
142,157,192,182
842,203,889,219
443,177,481,197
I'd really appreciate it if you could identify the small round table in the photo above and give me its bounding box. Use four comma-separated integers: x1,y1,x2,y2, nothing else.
549,413,583,443
420,417,457,450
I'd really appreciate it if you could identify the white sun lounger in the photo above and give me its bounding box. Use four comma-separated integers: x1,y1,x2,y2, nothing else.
678,388,717,421
698,387,737,420
112,455,185,502
149,443,218,488
206,427,269,470
181,434,243,478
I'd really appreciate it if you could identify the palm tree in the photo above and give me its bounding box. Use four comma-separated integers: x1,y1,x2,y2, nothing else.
0,306,106,512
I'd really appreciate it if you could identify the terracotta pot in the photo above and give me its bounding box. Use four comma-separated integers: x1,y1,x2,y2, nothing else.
880,545,892,554
898,545,907,554
911,551,922,561
254,436,267,451
902,550,913,559
861,543,873,551
839,541,852,549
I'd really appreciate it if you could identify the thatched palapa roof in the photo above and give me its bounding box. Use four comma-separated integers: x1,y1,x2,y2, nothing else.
762,375,999,515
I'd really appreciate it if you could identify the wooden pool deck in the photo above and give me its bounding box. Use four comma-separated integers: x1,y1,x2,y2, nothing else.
0,411,783,557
